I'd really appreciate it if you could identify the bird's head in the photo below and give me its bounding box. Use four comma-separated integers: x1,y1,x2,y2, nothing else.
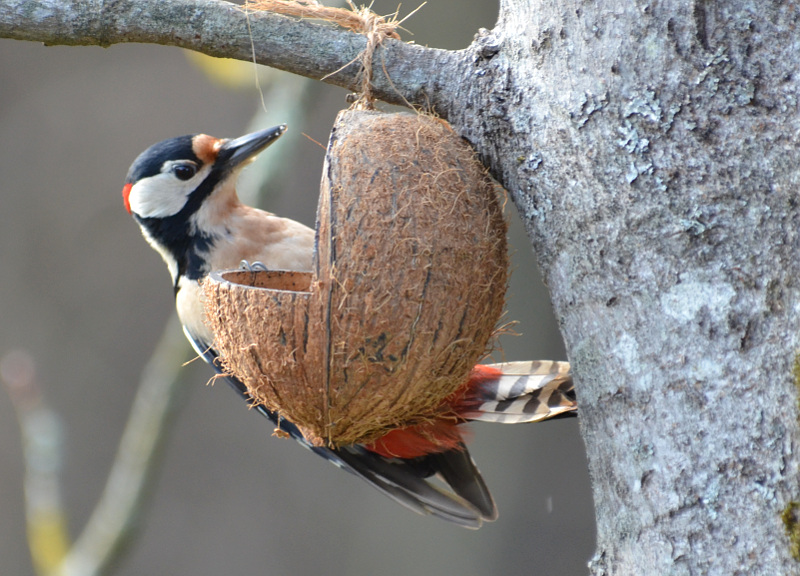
123,125,286,219
122,125,286,282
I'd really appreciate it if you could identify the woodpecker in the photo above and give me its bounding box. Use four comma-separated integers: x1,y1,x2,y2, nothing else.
123,125,577,528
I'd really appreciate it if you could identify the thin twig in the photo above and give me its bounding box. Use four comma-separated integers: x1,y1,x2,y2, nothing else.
1,317,195,576
56,316,193,576
1,350,69,576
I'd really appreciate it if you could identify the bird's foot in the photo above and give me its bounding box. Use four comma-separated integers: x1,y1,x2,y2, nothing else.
239,260,269,272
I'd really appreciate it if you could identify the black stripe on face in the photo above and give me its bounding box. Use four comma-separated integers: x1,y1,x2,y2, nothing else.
135,170,224,282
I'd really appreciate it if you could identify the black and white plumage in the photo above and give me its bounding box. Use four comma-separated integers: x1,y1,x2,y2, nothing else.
123,125,577,528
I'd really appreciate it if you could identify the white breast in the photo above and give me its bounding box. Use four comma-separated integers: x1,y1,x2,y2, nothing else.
176,277,214,348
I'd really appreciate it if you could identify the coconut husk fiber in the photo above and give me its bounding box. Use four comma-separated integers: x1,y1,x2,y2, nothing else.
204,110,508,448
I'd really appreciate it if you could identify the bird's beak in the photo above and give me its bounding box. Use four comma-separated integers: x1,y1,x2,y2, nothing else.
216,125,287,170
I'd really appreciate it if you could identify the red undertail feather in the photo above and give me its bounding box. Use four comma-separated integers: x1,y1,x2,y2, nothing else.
366,419,466,459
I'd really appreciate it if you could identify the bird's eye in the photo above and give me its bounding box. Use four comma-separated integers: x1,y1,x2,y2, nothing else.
173,163,197,181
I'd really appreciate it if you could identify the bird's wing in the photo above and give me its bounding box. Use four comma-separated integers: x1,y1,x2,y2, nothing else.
183,327,495,528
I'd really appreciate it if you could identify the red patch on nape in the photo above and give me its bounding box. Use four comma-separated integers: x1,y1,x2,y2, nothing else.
122,182,133,214
192,134,222,165
365,419,467,459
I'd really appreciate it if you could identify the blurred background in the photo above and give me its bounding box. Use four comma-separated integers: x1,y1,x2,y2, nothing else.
0,1,595,574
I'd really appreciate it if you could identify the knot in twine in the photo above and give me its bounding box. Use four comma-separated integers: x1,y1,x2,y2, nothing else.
246,0,404,108
347,3,400,108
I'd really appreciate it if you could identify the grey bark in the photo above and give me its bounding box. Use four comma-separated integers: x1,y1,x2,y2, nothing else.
3,0,800,573
464,3,800,573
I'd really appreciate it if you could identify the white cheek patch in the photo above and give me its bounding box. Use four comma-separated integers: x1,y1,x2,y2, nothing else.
127,164,212,219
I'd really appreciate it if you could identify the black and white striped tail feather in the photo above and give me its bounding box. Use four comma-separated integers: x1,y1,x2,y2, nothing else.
465,360,576,424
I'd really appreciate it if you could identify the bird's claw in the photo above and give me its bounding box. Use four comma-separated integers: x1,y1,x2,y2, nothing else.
239,260,269,272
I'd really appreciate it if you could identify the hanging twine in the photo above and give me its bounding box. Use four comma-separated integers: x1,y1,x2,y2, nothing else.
246,0,405,107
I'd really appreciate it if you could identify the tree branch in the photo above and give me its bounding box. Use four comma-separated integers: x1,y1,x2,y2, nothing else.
0,0,461,111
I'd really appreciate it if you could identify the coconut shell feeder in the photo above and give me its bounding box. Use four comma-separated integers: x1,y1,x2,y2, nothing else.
203,110,508,448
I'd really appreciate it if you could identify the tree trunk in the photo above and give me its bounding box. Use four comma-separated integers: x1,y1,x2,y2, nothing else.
3,0,800,573
438,1,800,574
